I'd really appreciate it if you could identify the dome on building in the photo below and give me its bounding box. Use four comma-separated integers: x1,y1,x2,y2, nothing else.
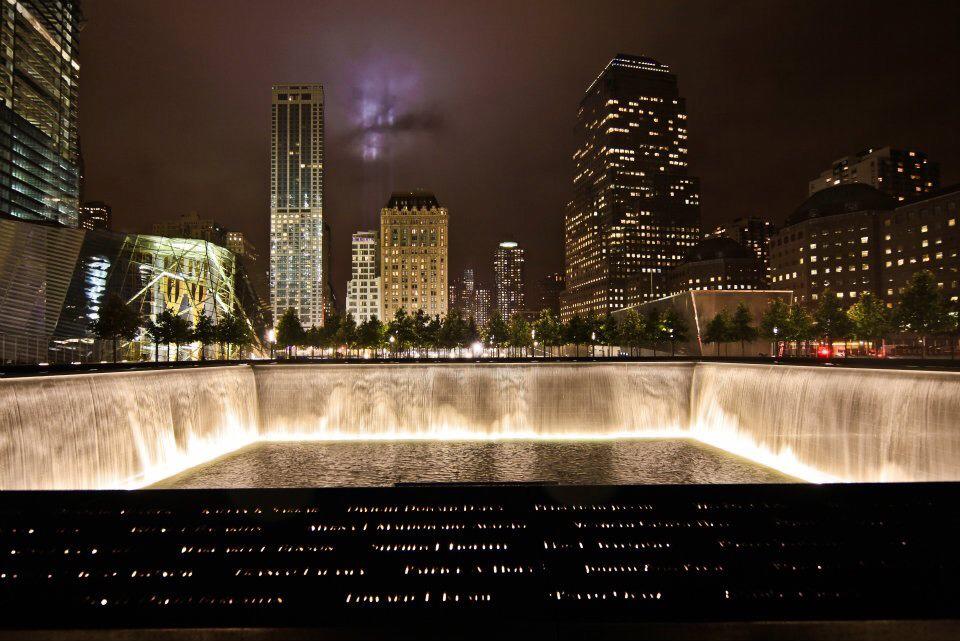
787,183,896,227
681,237,753,263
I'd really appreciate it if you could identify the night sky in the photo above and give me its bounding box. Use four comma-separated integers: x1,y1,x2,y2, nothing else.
79,0,960,303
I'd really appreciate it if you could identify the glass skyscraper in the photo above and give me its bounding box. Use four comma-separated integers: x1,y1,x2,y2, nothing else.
269,84,329,328
0,0,81,227
562,54,700,319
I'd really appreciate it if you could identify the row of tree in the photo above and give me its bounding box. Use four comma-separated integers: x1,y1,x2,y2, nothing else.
89,294,254,362
274,304,692,358
739,270,958,357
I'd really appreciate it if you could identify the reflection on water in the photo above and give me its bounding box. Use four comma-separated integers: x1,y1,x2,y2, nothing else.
153,438,795,488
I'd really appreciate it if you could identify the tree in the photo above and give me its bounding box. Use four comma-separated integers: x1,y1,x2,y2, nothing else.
143,317,165,362
894,270,953,357
508,313,533,357
618,309,646,356
276,307,306,357
813,290,852,344
224,313,253,358
533,310,564,357
702,311,730,356
759,298,790,356
847,293,891,353
564,314,590,357
410,309,431,357
192,314,217,361
729,303,757,356
154,309,179,361
484,311,510,357
662,308,689,357
355,316,383,357
321,311,342,357
305,325,322,358
168,314,192,361
644,309,667,356
387,308,415,355
89,294,141,363
337,313,358,358
786,302,816,357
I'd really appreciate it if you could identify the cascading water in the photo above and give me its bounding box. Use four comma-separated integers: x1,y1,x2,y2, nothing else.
691,362,960,483
1,361,959,489
0,366,259,489
255,363,694,440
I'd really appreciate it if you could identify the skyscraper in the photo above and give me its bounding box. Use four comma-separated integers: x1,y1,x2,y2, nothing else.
808,147,939,202
536,272,564,315
269,84,329,328
0,0,81,227
706,216,776,283
493,241,525,319
346,230,381,324
562,54,700,319
79,201,111,231
380,191,448,320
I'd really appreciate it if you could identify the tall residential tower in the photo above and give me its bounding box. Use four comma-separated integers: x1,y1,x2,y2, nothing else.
269,84,330,328
493,241,525,319
561,54,700,319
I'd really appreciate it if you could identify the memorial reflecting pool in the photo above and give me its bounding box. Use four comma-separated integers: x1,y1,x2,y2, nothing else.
152,438,795,488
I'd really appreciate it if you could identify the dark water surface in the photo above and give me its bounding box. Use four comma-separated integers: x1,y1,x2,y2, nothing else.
153,438,795,488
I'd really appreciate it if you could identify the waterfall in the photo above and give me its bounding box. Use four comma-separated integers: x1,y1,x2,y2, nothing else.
690,362,960,483
0,361,959,489
255,363,693,440
0,366,259,489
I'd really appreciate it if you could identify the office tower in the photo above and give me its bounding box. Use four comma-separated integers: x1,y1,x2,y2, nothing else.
346,230,381,324
152,212,226,244
449,268,475,316
770,184,894,306
0,0,82,226
808,147,939,202
536,272,564,315
78,201,111,231
269,84,329,328
774,183,960,308
473,287,492,328
562,54,700,319
707,217,776,282
493,241,525,319
664,238,766,297
380,191,448,320
226,231,258,261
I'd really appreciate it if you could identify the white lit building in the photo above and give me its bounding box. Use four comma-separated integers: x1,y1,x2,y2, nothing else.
346,230,381,323
269,84,330,328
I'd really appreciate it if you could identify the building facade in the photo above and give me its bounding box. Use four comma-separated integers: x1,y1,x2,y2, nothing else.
152,212,226,245
706,217,775,283
0,216,263,363
346,230,381,324
0,0,82,227
663,238,766,298
79,201,111,231
561,53,700,319
880,185,960,303
770,184,893,306
809,147,939,202
226,231,258,261
450,268,493,327
380,191,448,320
493,241,525,319
269,84,330,328
535,272,564,315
